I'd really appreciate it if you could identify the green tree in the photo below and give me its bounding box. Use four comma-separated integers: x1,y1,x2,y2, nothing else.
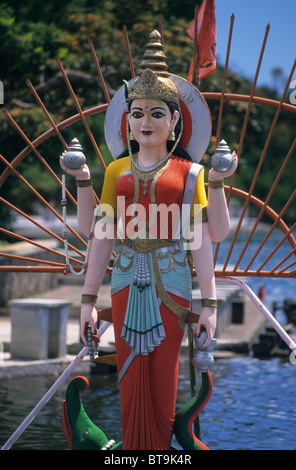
1,0,295,241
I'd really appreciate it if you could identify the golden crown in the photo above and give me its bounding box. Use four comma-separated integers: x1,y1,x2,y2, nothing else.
126,30,179,105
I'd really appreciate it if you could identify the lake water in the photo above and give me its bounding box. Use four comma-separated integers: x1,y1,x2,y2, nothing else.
0,228,295,450
0,354,295,450
213,226,296,315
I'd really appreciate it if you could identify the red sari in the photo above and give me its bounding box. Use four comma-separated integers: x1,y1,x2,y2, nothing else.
112,288,189,449
100,155,207,449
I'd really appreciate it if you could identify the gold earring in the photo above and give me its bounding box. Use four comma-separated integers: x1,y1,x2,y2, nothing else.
129,130,135,141
168,130,175,141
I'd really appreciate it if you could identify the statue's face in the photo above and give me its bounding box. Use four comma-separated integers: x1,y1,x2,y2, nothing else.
128,99,179,152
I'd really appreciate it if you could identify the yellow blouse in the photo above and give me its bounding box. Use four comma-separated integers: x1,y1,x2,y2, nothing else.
99,155,207,221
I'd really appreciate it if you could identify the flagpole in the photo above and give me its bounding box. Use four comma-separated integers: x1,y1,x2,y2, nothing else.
192,5,200,87
187,0,217,84
158,14,164,45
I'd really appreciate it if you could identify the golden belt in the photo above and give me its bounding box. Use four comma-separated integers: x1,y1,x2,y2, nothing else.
123,237,177,253
123,238,191,329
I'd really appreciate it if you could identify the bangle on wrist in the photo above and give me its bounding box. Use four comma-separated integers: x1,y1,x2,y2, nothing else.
81,293,97,305
76,178,92,187
208,180,224,189
201,298,217,308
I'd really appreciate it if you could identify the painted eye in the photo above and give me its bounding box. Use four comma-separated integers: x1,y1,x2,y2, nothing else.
151,111,165,118
83,429,89,439
131,111,143,119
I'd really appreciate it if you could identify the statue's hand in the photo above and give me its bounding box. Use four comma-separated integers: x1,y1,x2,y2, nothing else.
60,151,91,180
196,307,216,349
80,304,98,344
209,151,238,181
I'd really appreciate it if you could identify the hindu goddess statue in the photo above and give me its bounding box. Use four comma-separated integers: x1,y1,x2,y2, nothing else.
61,30,237,450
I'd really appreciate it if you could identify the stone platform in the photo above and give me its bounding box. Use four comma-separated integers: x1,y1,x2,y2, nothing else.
0,273,269,378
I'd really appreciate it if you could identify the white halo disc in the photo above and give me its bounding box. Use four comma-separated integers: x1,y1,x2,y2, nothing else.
104,74,211,163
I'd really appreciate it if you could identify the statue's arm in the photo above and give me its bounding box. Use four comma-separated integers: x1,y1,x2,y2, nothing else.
190,221,217,348
60,153,96,237
206,153,238,242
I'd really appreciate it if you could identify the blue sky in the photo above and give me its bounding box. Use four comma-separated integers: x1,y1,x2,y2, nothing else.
215,0,296,92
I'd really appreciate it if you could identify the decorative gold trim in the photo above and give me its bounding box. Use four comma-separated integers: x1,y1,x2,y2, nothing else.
124,237,175,253
76,178,93,187
131,154,172,204
202,206,208,223
201,298,218,308
190,206,208,225
121,238,191,329
81,294,98,305
149,157,172,204
151,251,189,329
126,30,179,104
155,247,187,273
128,69,179,104
113,246,134,271
168,130,175,141
208,179,224,189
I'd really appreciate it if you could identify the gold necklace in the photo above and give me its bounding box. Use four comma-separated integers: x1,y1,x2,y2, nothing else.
131,154,172,204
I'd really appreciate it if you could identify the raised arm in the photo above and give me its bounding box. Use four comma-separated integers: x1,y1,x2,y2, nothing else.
60,154,97,237
206,153,238,242
76,178,97,237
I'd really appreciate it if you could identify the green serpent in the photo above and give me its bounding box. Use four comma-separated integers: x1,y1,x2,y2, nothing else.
62,370,213,450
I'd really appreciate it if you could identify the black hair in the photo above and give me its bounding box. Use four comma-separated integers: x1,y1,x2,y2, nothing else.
116,100,192,161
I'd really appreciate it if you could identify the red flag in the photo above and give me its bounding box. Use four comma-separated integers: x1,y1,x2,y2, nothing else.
187,0,216,82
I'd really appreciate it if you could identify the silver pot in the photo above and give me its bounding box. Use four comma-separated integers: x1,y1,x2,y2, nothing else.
63,138,86,170
192,330,217,372
211,139,233,172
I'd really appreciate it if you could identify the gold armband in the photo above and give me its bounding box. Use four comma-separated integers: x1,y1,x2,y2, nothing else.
190,206,208,225
208,179,224,189
81,294,98,305
76,178,93,187
202,206,208,223
201,298,218,308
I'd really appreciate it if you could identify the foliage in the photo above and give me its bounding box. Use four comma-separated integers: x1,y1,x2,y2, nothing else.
0,0,295,242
